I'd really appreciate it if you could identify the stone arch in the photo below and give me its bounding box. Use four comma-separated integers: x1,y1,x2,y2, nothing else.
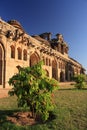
46,57,49,66
49,59,51,66
42,56,45,65
52,59,57,80
65,63,68,81
30,52,40,67
17,47,22,60
0,42,5,87
60,71,65,82
69,72,72,81
10,45,15,58
23,49,27,61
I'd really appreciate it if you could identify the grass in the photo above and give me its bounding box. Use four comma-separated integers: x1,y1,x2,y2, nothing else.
0,87,87,130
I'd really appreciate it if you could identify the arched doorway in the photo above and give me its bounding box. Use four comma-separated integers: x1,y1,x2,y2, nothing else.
0,43,5,87
30,52,40,67
60,71,65,82
52,60,57,80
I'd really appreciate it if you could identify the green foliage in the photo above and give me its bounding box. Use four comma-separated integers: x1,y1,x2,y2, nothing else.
1,88,87,130
8,61,59,121
73,74,86,89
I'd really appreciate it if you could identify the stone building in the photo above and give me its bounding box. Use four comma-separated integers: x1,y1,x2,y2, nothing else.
0,18,85,88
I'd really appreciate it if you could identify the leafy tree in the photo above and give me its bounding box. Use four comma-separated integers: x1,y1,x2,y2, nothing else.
73,74,86,89
8,61,59,121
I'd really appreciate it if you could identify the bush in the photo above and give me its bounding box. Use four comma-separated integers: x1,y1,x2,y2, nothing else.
8,61,59,122
73,74,86,89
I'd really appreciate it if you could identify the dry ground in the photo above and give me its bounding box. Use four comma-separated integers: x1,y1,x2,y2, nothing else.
0,82,75,98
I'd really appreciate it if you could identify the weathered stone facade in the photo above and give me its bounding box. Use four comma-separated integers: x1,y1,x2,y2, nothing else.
0,18,85,88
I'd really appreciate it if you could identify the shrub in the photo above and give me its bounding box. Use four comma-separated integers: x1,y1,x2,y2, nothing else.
73,74,86,89
8,61,59,122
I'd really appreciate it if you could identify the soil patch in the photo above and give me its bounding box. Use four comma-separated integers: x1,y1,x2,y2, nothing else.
7,112,37,126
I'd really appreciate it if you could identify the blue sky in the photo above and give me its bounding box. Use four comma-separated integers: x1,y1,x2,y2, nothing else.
0,0,87,72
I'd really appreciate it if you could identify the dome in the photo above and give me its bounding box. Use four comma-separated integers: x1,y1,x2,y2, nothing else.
7,20,24,31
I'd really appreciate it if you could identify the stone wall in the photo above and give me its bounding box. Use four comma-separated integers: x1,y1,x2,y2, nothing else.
0,18,85,88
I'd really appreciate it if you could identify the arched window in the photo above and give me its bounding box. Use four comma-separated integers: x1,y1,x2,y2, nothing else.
10,45,15,58
49,59,51,66
17,47,22,60
42,56,45,65
52,60,57,80
0,46,2,84
23,49,27,61
30,53,40,67
46,58,49,66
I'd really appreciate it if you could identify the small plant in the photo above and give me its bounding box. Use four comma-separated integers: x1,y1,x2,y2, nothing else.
73,74,86,89
8,61,59,122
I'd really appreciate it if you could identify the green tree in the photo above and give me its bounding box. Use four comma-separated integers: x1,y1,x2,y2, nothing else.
73,74,86,89
8,61,59,121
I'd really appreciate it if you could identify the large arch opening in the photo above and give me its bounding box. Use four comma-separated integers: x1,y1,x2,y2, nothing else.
52,60,57,80
30,52,40,67
60,71,65,82
0,43,5,87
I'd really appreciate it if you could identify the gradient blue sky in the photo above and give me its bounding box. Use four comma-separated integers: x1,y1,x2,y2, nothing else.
0,0,87,72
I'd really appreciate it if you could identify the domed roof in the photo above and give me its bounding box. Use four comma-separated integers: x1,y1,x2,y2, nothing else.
7,20,24,31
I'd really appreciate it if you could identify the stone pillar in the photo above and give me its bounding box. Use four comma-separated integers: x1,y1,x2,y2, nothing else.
47,32,51,41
